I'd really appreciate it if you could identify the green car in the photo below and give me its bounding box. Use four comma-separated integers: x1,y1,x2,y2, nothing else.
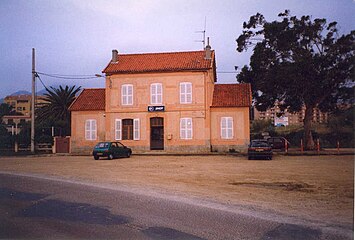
92,142,132,160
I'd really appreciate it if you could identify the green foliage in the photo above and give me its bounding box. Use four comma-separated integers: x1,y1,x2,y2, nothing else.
0,103,21,123
0,125,13,148
250,119,275,137
236,10,355,149
36,85,81,136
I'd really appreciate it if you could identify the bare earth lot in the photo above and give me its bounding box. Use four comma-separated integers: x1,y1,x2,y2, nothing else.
0,154,353,232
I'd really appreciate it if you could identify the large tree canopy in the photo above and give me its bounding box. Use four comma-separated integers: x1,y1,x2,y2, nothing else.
236,10,354,149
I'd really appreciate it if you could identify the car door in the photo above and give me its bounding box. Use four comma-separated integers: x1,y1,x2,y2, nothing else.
110,142,118,157
116,142,125,157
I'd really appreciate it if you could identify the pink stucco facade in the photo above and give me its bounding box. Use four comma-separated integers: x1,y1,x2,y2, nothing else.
69,50,251,154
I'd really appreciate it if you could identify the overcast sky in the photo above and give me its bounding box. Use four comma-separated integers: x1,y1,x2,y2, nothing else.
1,0,354,97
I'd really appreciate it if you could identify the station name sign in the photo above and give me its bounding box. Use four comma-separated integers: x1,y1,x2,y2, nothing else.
148,106,165,112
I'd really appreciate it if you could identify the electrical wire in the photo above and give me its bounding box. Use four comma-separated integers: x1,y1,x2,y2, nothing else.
35,73,49,90
36,72,103,80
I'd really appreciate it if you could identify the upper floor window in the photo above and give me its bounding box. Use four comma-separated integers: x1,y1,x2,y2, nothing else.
151,83,162,104
121,84,133,105
85,119,97,140
180,82,192,104
221,117,233,139
180,118,193,139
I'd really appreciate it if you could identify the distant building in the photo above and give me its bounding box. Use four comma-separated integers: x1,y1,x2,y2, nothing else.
253,105,328,125
3,94,46,116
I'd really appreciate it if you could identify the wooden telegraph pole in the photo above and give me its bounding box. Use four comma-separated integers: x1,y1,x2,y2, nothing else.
31,48,35,153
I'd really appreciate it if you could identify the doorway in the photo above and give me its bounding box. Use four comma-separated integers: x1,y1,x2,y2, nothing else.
150,117,164,150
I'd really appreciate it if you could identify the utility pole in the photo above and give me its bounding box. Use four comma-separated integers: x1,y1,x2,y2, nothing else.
31,48,35,153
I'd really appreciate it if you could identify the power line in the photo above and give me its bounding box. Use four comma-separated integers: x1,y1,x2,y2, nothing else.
36,72,102,80
35,73,49,90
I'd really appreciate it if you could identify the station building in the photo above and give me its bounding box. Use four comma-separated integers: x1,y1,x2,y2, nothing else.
69,47,252,154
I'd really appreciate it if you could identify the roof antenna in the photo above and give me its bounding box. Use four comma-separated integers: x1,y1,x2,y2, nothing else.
195,17,206,49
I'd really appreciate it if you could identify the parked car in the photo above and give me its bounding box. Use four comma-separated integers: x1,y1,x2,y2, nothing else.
92,141,132,160
248,139,273,160
267,137,290,151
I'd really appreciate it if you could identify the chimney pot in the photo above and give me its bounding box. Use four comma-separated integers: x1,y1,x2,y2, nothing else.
112,49,118,62
205,37,212,60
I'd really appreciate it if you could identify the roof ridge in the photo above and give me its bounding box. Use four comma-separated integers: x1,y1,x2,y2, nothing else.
117,50,207,56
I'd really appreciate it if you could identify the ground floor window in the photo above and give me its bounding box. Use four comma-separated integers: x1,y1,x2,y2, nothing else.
180,118,193,139
85,119,97,140
221,117,233,139
115,118,140,140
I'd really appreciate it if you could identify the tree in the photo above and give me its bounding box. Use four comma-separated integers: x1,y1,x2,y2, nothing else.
236,10,354,149
0,103,20,121
36,85,81,136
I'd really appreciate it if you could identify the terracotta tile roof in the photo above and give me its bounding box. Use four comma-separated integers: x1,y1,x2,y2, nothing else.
211,84,252,107
102,50,214,74
69,88,105,111
5,95,31,101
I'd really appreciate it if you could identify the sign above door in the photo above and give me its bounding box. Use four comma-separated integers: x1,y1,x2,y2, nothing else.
148,106,165,112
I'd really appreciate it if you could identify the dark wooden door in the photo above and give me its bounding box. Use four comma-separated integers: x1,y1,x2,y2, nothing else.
150,117,164,150
56,137,70,153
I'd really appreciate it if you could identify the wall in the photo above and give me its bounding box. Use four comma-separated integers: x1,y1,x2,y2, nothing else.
104,71,214,153
210,107,250,153
70,111,106,154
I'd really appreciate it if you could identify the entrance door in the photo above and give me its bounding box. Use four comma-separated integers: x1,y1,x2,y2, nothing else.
150,117,164,150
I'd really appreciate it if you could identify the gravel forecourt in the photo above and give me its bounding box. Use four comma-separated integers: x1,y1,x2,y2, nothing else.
0,154,353,235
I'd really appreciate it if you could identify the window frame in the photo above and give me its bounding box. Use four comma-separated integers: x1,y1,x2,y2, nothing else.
121,84,133,105
180,118,193,140
150,83,163,105
116,118,140,141
221,117,233,139
85,119,97,141
179,82,192,104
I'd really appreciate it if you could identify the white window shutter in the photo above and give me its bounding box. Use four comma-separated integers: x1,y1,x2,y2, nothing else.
187,118,192,139
229,118,234,138
180,83,185,103
128,85,133,105
91,120,97,140
133,118,140,140
115,119,122,140
221,118,226,139
186,83,192,103
85,120,90,140
157,83,162,104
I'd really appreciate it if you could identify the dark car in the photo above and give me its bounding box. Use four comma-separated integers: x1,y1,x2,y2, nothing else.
267,137,290,151
92,142,132,160
248,140,273,160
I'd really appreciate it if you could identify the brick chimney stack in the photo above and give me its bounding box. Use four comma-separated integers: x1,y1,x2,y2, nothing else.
205,37,212,59
112,49,118,62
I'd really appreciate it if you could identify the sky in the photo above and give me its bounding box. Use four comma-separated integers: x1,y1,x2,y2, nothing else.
0,0,354,97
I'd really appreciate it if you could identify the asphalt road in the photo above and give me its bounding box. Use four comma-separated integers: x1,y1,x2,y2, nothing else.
0,173,350,240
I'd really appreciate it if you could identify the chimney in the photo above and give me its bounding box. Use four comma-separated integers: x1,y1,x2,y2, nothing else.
112,49,118,62
204,37,212,59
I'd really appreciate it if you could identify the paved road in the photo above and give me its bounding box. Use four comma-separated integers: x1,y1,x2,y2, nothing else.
0,173,350,240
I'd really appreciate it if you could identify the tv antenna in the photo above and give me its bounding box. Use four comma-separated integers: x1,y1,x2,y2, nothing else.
195,17,206,49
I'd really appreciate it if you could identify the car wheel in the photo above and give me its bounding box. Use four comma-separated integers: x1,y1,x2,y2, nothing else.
108,154,113,160
94,155,99,160
126,151,131,158
248,156,252,160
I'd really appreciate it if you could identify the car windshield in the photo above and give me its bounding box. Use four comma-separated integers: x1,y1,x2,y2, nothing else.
95,142,110,149
251,141,269,147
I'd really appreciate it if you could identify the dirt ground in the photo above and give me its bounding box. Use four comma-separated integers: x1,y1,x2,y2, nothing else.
0,154,353,230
